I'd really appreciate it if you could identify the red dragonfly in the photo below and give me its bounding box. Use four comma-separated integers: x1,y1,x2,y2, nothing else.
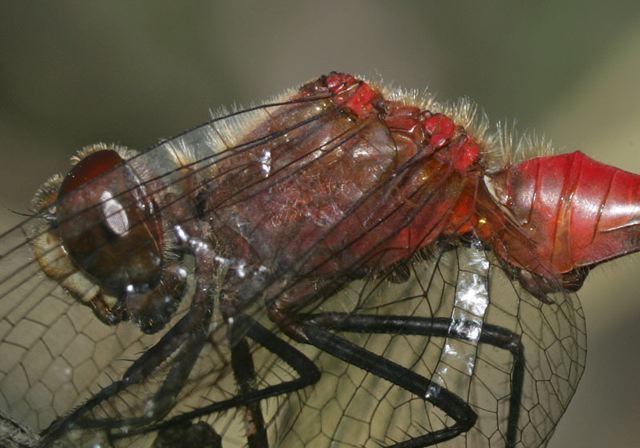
1,72,637,447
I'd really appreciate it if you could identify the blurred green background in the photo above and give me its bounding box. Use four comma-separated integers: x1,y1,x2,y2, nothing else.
1,1,639,446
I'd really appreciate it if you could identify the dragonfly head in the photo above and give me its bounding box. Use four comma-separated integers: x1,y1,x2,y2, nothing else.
30,144,187,334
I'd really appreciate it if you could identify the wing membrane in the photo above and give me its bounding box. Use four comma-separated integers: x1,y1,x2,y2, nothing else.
0,94,585,448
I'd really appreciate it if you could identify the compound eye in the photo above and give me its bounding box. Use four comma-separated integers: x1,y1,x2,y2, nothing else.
57,148,164,296
59,150,123,195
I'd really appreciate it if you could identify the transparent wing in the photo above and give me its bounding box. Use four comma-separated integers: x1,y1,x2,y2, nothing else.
0,93,339,446
0,90,586,448
0,245,585,448
261,245,586,448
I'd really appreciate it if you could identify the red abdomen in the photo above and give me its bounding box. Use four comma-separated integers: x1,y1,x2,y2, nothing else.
480,151,640,285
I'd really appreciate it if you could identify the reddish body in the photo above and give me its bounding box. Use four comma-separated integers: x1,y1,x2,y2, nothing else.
10,72,620,447
205,72,640,305
486,152,640,277
39,71,640,317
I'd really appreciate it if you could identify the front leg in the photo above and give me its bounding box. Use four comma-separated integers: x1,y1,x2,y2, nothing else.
40,241,219,446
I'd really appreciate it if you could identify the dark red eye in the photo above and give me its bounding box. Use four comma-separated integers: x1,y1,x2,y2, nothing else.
59,149,123,195
57,149,164,296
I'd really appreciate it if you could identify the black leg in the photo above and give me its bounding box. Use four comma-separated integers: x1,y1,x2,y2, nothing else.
120,315,320,446
227,318,269,448
135,313,523,448
39,309,522,447
297,312,524,448
151,421,222,448
39,264,216,446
